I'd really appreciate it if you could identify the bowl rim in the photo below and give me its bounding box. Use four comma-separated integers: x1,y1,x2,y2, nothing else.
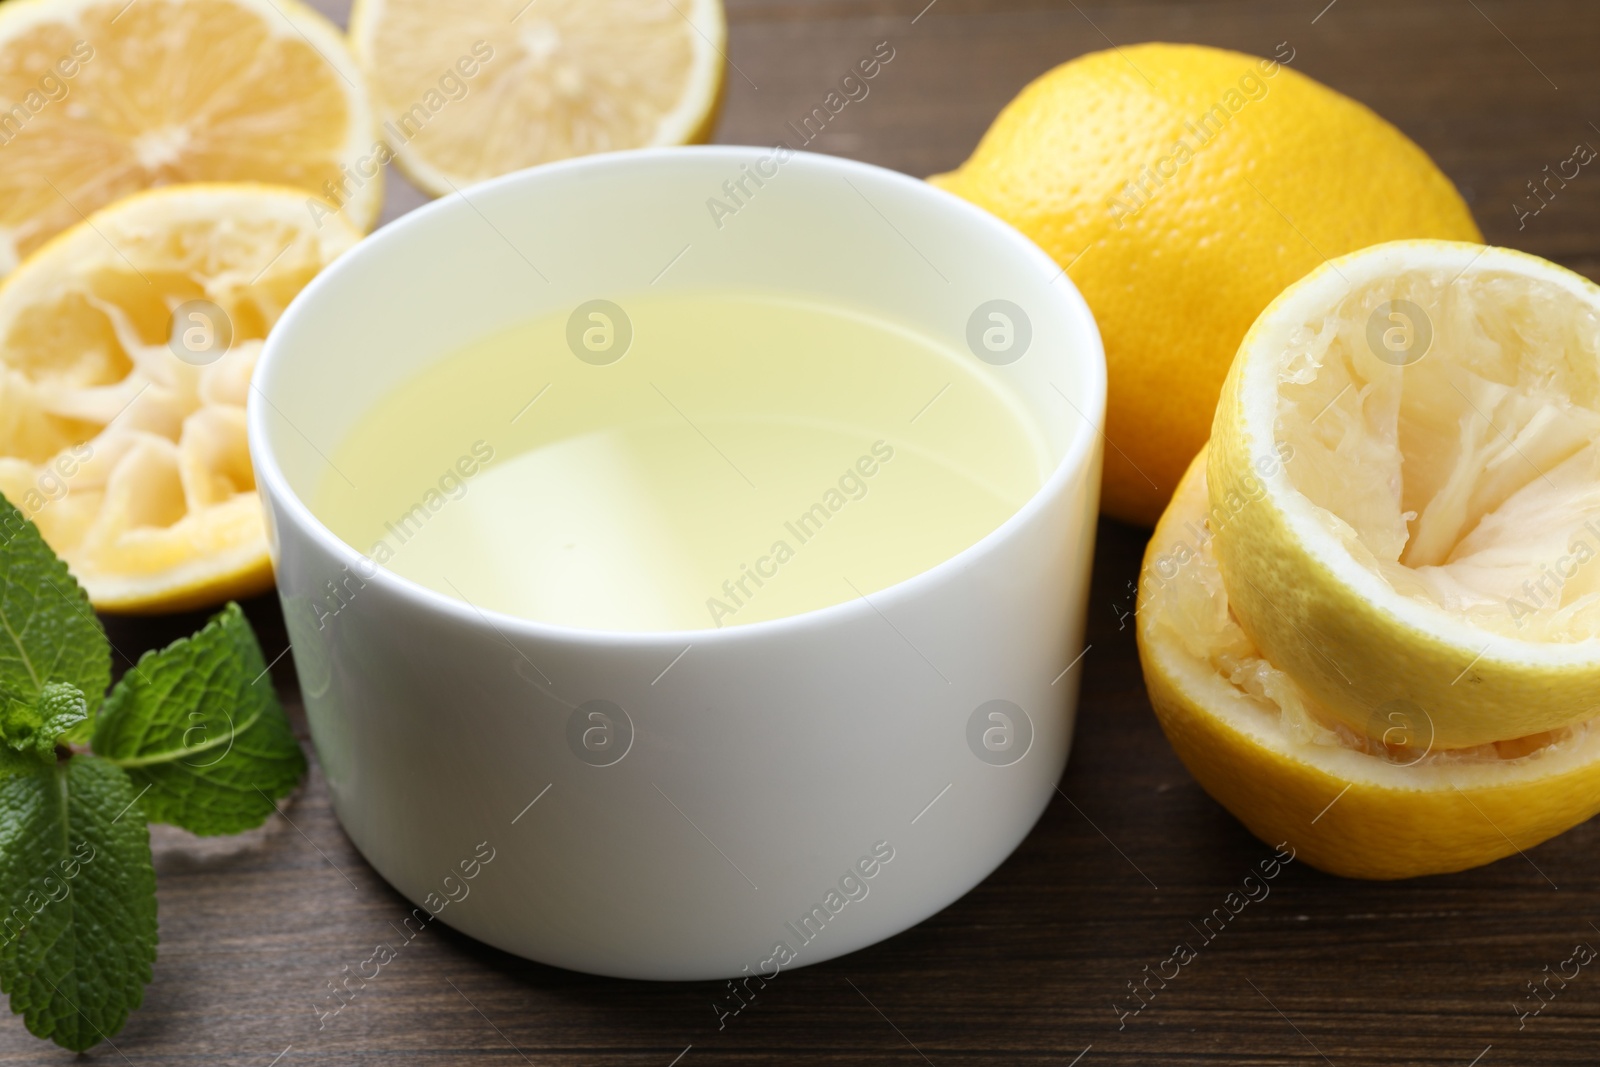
249,144,1107,648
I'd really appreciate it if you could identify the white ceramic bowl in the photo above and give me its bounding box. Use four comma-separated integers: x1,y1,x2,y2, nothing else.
250,146,1104,981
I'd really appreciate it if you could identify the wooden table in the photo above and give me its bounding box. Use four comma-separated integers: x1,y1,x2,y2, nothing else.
7,0,1600,1062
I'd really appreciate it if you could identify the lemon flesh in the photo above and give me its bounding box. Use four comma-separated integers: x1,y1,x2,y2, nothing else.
1211,241,1600,750
1140,449,1600,879
348,0,725,196
0,184,360,612
0,0,379,275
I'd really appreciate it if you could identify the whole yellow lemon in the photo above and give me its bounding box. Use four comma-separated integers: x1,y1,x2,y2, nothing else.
930,42,1481,526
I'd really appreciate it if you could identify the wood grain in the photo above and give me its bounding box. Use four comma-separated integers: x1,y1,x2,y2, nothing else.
6,0,1600,1062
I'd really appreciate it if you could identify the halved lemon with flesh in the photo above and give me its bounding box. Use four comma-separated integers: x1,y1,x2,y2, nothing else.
348,0,725,197
0,183,361,612
1139,448,1600,879
0,0,379,275
1209,241,1600,751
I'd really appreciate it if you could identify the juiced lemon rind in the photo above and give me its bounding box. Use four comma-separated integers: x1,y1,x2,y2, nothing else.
1140,449,1600,879
1210,240,1600,749
0,183,361,612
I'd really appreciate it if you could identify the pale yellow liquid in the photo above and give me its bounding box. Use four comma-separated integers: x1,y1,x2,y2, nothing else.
314,290,1049,631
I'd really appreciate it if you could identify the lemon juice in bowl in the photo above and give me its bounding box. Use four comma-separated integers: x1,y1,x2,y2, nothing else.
313,288,1050,631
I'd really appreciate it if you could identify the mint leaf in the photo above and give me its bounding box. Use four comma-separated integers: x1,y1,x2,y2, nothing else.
32,684,86,761
0,698,44,763
0,744,40,781
0,683,85,770
0,756,156,1052
0,495,109,729
92,603,304,835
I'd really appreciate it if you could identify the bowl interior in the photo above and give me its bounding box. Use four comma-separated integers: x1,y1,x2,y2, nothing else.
252,146,1104,627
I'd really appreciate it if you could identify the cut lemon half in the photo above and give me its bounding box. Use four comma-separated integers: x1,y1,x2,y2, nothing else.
1209,241,1600,750
0,0,379,275
1140,448,1600,879
348,0,725,197
0,183,361,612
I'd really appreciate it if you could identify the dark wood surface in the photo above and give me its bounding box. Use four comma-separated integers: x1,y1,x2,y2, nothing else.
8,0,1600,1062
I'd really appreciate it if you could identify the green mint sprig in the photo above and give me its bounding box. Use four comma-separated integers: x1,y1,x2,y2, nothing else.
0,493,306,1051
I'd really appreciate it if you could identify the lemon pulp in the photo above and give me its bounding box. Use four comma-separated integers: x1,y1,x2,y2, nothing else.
314,291,1049,631
1277,266,1600,642
0,184,360,612
1149,454,1591,766
0,0,378,274
1209,242,1600,749
348,0,724,196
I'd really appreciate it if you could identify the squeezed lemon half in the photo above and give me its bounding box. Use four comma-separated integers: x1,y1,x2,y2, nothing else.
0,184,360,612
1210,241,1600,751
1140,448,1600,880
